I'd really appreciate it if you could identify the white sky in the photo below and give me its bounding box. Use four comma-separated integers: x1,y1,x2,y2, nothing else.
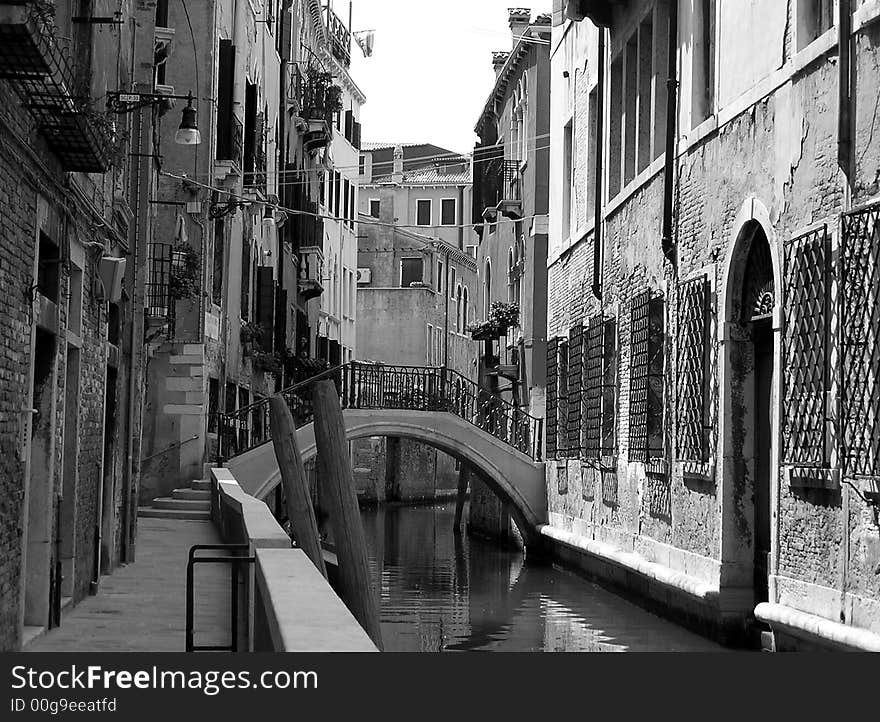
347,0,552,155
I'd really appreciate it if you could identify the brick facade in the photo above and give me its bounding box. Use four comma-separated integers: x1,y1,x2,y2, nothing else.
545,0,880,646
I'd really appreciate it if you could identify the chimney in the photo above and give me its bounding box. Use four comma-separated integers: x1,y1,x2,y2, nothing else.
492,51,510,77
508,7,532,47
392,144,404,184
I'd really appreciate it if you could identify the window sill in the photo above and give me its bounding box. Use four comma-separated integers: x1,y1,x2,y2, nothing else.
605,155,666,219
785,466,840,491
855,0,880,32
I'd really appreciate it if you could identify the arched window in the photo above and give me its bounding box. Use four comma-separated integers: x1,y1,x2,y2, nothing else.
484,258,492,316
507,247,515,303
455,285,462,333
463,287,469,330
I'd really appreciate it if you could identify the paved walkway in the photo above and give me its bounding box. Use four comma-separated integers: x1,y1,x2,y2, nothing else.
26,518,232,652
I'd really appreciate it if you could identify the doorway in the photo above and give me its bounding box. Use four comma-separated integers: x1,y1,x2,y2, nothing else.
752,319,773,604
720,215,778,622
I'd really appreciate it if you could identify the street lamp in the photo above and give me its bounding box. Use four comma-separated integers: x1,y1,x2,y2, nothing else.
174,95,201,145
108,91,201,146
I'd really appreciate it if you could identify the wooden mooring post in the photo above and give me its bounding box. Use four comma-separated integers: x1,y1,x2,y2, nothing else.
269,395,327,579
311,380,384,650
453,464,470,532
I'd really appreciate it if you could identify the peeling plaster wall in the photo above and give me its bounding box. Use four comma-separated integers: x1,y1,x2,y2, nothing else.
546,3,880,636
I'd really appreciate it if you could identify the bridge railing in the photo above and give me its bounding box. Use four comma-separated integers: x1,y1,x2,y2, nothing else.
216,362,544,463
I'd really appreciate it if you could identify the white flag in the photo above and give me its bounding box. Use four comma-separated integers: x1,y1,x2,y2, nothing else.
353,30,375,58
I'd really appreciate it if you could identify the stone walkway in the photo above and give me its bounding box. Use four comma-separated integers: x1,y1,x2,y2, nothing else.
26,518,232,652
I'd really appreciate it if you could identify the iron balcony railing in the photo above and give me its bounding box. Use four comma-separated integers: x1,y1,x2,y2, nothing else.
216,362,544,464
0,2,112,171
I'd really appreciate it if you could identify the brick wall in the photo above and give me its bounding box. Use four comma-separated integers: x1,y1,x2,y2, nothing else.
546,11,880,632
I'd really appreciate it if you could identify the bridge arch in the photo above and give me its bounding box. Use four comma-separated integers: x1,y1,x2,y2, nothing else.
226,409,547,541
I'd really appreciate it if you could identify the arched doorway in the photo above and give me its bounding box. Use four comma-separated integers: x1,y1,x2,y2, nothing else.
719,212,780,627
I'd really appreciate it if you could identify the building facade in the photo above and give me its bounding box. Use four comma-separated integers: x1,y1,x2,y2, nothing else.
138,0,364,498
353,144,478,503
544,0,880,650
0,0,151,649
470,9,552,547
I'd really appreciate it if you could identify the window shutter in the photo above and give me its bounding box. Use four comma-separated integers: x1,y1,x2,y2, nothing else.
274,287,288,356
256,266,275,352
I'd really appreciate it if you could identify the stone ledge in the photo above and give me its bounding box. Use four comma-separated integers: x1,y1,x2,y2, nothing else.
755,602,880,652
538,524,719,602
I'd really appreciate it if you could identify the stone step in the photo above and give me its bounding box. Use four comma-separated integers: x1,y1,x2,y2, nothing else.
137,507,211,521
172,488,211,501
191,480,212,491
152,497,211,512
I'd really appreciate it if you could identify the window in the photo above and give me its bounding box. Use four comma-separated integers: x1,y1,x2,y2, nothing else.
400,257,423,287
586,87,599,209
240,240,251,320
466,245,477,259
545,338,560,459
212,217,224,306
562,120,573,236
37,231,60,302
216,41,237,162
483,259,492,316
441,198,456,226
629,290,665,462
608,5,669,197
450,267,457,298
798,0,834,50
208,378,219,433
455,286,462,333
369,199,380,218
68,263,83,336
416,199,432,226
343,179,350,222
692,0,716,128
427,324,434,365
437,260,444,295
677,275,709,463
463,287,469,329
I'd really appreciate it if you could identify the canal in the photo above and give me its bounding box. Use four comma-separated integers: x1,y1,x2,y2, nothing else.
360,503,724,652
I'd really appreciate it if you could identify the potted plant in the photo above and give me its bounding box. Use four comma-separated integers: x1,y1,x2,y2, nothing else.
467,319,502,341
169,244,201,301
240,321,265,355
488,301,520,332
251,349,284,375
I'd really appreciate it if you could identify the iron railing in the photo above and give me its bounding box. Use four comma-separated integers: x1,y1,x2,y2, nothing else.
217,362,544,463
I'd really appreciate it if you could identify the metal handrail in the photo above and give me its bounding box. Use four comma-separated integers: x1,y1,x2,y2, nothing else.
216,362,544,463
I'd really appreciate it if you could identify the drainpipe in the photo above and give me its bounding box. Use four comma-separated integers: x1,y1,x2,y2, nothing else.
592,27,606,300
838,0,853,181
661,0,679,263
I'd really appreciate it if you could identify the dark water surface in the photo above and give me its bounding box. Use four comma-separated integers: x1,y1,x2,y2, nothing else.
360,503,724,652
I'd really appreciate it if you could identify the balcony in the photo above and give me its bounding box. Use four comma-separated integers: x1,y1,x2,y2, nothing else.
324,6,352,67
0,2,112,172
297,70,340,151
298,246,325,300
483,158,523,220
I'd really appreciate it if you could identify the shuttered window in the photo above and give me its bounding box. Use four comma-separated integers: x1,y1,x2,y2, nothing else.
256,266,275,352
629,290,665,461
567,324,584,455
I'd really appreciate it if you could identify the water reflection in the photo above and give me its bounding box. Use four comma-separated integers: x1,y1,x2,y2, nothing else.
361,504,723,652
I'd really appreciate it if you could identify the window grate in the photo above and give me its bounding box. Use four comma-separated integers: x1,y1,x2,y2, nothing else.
146,243,172,320
841,203,880,478
557,339,570,457
629,289,651,461
584,315,604,458
676,275,708,462
545,337,559,460
567,324,584,456
782,225,830,468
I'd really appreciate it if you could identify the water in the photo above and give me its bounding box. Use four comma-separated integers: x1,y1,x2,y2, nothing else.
360,503,724,652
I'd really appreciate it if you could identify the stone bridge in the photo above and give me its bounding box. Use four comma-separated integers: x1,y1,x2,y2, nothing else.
218,364,548,537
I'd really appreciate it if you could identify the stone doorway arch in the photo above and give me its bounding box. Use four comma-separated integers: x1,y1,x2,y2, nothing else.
716,199,782,635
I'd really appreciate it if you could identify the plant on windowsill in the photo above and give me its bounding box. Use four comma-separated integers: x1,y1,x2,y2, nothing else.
169,244,201,301
250,349,284,376
467,302,521,341
240,321,265,356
